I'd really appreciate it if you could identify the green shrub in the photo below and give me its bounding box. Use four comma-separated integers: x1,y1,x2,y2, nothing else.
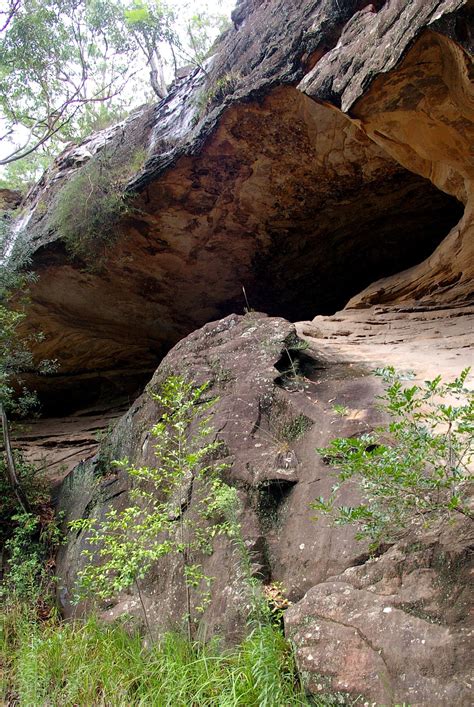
52,155,130,262
71,376,238,638
312,367,473,549
1,513,46,600
0,453,48,542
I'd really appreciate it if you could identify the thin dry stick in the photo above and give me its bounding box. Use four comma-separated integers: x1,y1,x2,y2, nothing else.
135,578,154,644
242,286,251,312
1,403,30,513
181,511,193,643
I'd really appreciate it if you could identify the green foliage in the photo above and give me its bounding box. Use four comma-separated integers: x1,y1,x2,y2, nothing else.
0,378,312,705
262,581,291,627
0,453,48,540
196,70,240,116
182,6,230,65
0,248,56,415
1,612,310,705
312,367,474,548
280,413,312,444
71,376,236,629
0,507,62,603
1,514,45,601
207,71,240,105
0,0,231,178
125,0,174,42
332,404,349,417
51,152,132,262
0,150,54,191
0,0,138,166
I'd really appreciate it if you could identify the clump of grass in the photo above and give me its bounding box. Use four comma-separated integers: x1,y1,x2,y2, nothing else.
51,142,148,265
0,610,310,706
280,413,313,444
52,156,130,263
194,70,241,120
332,404,350,417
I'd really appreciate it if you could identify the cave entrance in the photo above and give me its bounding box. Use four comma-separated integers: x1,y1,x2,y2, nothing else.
25,87,465,420
248,173,463,320
212,88,465,320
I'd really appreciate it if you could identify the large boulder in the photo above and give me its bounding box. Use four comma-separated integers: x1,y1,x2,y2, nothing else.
56,313,382,637
285,521,473,705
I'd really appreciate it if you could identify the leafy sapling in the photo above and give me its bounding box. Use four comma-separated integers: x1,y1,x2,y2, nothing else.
312,367,473,549
71,375,235,639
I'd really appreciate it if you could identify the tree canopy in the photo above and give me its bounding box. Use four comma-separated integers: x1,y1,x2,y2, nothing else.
0,0,231,186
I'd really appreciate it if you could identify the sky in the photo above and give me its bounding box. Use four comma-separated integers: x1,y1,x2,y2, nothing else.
208,0,236,16
0,0,238,171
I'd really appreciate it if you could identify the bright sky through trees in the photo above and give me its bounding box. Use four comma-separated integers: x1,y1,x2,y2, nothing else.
0,0,236,183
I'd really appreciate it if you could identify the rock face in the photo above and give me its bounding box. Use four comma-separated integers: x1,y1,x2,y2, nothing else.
11,0,473,703
285,521,473,705
56,313,381,638
0,188,22,211
11,0,471,411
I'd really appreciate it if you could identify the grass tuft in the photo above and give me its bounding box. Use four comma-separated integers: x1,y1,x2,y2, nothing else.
1,609,311,705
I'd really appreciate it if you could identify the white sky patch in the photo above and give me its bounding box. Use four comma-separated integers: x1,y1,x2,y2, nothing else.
0,0,237,168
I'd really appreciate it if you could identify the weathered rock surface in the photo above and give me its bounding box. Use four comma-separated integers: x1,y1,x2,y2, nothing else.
0,188,22,211
285,522,473,705
11,0,471,409
13,402,128,486
300,2,474,308
56,313,382,637
298,302,474,381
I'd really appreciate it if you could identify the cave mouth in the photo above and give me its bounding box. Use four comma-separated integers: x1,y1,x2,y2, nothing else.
247,175,464,321
26,86,466,418
31,170,464,418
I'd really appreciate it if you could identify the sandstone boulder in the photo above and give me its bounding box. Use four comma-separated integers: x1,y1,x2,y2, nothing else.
285,522,474,705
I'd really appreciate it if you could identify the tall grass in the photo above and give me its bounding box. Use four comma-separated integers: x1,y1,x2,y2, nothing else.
1,607,310,706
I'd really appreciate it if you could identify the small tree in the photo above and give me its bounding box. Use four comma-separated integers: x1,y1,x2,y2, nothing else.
72,375,238,639
312,367,473,549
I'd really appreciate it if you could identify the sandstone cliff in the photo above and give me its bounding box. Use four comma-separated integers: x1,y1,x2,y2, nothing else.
10,0,472,411
7,0,473,704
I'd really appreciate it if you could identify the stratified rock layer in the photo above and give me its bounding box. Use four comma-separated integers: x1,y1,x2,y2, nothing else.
13,0,472,409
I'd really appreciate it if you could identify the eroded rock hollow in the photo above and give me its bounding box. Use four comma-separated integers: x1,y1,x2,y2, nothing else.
8,0,473,704
15,0,472,413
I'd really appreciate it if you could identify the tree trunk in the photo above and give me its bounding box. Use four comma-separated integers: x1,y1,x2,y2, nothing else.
149,51,167,100
0,403,30,513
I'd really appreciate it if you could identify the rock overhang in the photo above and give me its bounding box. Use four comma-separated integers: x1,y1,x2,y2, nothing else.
9,0,472,412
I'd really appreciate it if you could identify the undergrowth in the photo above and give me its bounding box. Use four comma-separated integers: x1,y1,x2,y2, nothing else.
0,610,312,706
